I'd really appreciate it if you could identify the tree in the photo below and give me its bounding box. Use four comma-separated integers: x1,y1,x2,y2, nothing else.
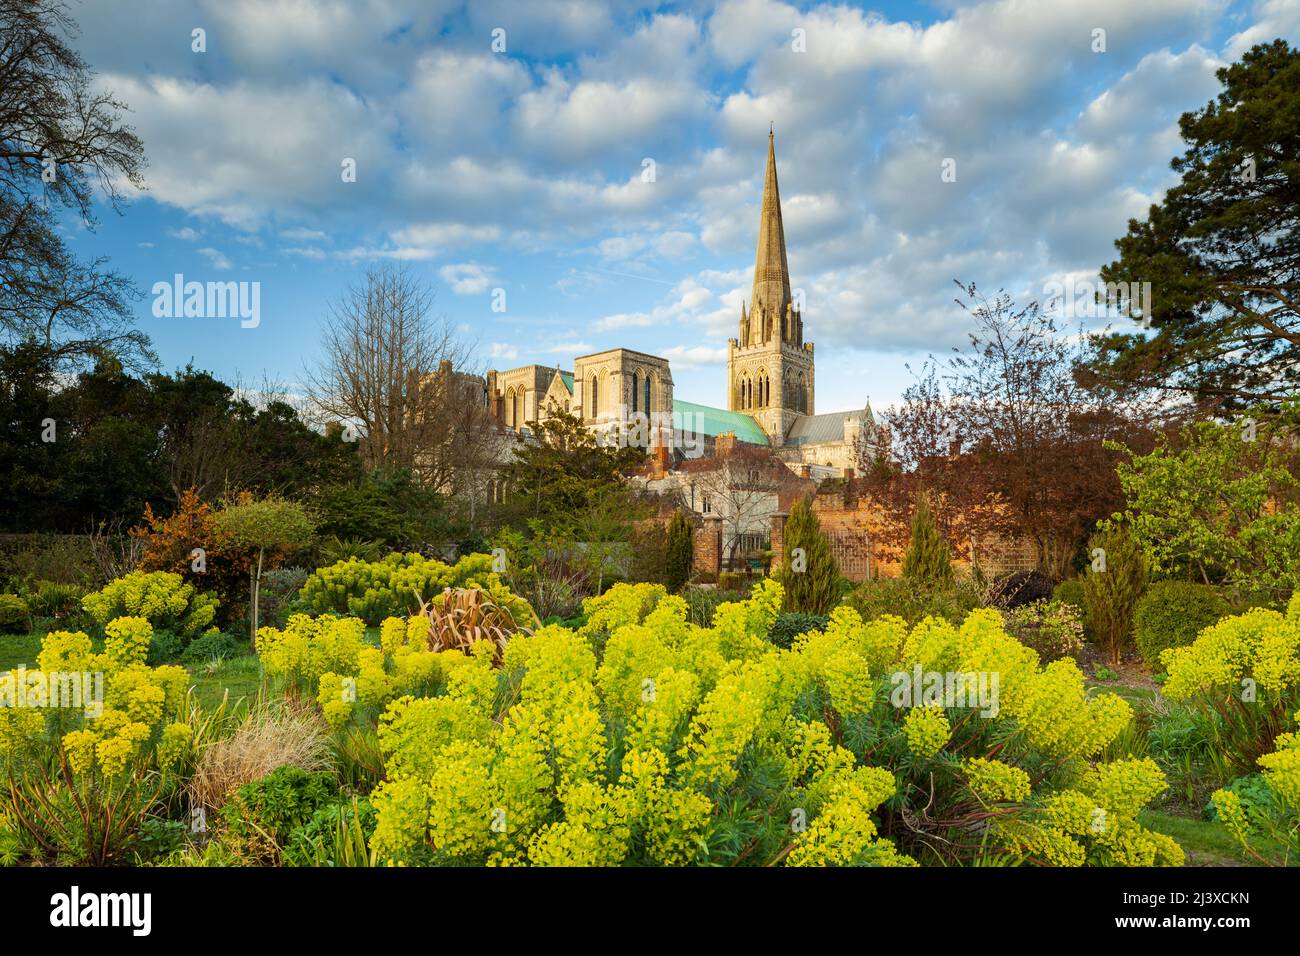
0,0,151,369
775,496,840,614
1108,408,1300,604
1084,40,1300,408
902,491,953,586
305,264,485,474
871,282,1155,578
1081,527,1149,665
214,495,315,644
665,510,694,593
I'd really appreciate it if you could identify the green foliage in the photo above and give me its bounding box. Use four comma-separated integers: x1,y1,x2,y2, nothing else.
299,552,510,625
146,629,185,665
0,594,30,633
311,469,450,551
845,576,983,627
902,491,954,586
1134,581,1232,670
180,630,243,664
215,496,315,557
283,796,377,867
664,511,694,593
1086,40,1300,406
774,496,840,614
1081,527,1149,664
1002,600,1085,663
1108,411,1300,605
219,765,341,863
681,587,748,628
627,522,667,585
81,570,219,638
26,580,83,620
767,612,829,649
1052,579,1091,638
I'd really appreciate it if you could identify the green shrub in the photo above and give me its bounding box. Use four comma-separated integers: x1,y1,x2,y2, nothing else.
681,587,748,627
773,496,840,614
902,491,953,585
283,796,376,867
1052,579,1090,637
0,594,30,633
146,629,185,665
179,630,244,664
1134,580,1232,671
664,511,693,593
846,576,983,626
219,766,340,863
1081,527,1149,664
767,612,829,649
81,570,219,638
1002,600,1085,662
26,580,83,620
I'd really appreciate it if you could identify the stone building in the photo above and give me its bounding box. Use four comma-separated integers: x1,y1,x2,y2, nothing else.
480,129,878,474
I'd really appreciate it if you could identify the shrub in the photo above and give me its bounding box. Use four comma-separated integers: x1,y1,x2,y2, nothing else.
1002,600,1085,662
1052,579,1090,637
991,570,1054,609
664,512,693,593
415,586,540,663
1081,528,1148,664
146,629,185,665
680,586,748,628
257,567,309,628
283,796,377,867
845,576,982,627
81,570,219,639
628,522,668,586
1133,581,1232,671
187,701,334,814
767,612,829,649
27,581,83,620
1162,601,1300,775
902,491,953,585
180,630,243,664
298,552,503,624
773,496,840,614
365,581,1180,867
219,765,340,863
1212,711,1300,864
0,594,30,633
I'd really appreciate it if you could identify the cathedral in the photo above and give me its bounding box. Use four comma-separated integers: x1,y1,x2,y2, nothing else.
484,129,875,476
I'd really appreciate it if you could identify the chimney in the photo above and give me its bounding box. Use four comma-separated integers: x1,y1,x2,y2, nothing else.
653,443,670,477
843,467,855,480
800,464,811,479
715,431,736,459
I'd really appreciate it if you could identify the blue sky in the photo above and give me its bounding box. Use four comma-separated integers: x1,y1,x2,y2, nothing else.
62,0,1300,413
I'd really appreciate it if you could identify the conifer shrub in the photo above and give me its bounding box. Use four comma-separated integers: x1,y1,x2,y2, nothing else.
902,492,953,586
767,612,829,649
1134,581,1231,670
664,511,694,594
1081,528,1149,664
774,496,840,614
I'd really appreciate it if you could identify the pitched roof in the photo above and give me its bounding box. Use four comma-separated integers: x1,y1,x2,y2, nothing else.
785,411,853,445
672,399,769,446
559,372,574,393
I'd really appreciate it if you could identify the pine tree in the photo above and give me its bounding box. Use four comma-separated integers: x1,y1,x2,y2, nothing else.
1081,526,1149,664
664,510,694,593
776,496,840,614
902,491,953,586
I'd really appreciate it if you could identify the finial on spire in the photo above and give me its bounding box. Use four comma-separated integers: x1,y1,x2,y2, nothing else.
769,121,773,136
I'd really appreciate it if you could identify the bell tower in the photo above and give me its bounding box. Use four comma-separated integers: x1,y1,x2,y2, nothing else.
726,127,815,445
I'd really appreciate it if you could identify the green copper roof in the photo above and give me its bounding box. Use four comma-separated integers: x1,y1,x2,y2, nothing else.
671,399,769,446
560,372,574,393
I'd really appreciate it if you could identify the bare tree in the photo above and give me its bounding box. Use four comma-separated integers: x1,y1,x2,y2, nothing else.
305,264,498,486
676,448,786,569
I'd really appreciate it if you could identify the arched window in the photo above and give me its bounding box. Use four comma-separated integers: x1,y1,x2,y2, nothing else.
757,369,768,408
631,370,640,413
514,389,523,429
505,387,516,427
590,375,599,417
644,372,652,414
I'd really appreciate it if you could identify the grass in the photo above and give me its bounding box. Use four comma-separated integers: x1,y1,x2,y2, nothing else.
0,632,43,671
1139,809,1288,867
186,654,264,715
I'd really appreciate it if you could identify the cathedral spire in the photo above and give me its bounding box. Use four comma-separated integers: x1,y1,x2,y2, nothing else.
748,126,793,341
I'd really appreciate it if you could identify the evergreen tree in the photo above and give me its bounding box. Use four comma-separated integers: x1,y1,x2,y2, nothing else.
664,510,694,593
1081,526,1149,665
902,491,954,586
776,496,840,614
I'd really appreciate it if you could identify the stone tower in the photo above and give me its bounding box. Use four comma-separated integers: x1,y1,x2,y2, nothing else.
727,127,815,446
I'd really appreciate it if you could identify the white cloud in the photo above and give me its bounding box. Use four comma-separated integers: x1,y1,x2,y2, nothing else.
439,262,497,295
197,247,233,270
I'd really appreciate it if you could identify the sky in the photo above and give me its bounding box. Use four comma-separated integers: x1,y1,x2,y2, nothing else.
60,0,1300,414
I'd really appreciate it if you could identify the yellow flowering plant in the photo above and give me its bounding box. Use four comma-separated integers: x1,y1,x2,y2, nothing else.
359,581,1176,867
1210,706,1300,864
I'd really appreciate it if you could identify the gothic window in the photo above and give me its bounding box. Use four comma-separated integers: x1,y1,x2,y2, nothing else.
644,372,652,414
514,389,523,428
590,375,598,417
631,370,640,413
